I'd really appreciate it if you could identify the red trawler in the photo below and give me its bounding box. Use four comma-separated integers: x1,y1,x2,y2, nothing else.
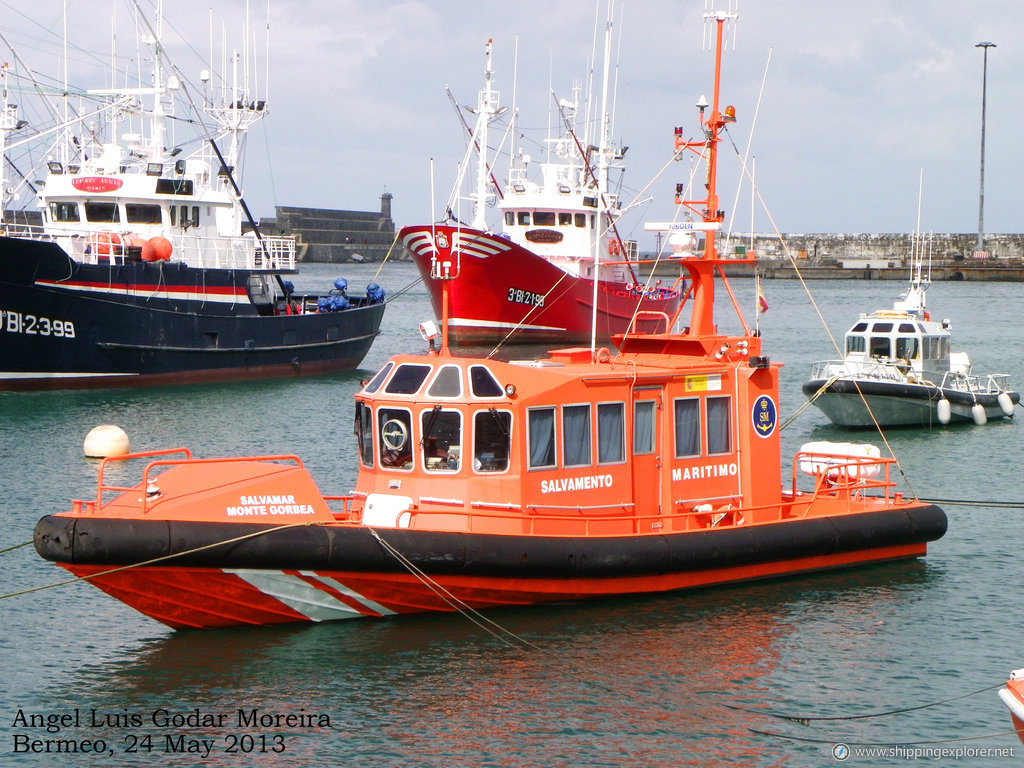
400,32,683,346
32,7,945,629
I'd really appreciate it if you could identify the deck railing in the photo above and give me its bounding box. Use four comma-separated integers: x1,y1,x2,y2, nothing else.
2,223,296,271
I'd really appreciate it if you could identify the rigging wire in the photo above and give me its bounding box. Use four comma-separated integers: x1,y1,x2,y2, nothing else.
721,130,917,498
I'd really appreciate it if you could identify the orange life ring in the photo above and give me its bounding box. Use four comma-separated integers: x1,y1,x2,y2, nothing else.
608,239,621,257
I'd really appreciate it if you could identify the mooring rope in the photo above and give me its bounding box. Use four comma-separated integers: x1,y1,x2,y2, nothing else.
0,540,32,555
749,726,1022,748
738,681,1005,724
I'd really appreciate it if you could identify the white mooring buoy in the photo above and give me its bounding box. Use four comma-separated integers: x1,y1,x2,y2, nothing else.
83,425,130,458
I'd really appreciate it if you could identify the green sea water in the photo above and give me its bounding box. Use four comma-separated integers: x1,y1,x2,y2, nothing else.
1,262,1021,766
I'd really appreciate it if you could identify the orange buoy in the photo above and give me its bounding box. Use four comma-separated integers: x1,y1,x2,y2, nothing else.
94,231,122,256
149,236,173,261
126,235,155,262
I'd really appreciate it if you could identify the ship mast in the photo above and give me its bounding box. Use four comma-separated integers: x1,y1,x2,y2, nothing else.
590,1,615,354
675,7,735,337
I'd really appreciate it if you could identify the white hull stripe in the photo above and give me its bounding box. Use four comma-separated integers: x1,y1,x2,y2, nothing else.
225,568,395,621
35,280,246,304
0,371,136,380
448,317,563,332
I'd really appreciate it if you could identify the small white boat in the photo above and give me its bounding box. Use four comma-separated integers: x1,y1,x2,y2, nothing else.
803,250,1019,428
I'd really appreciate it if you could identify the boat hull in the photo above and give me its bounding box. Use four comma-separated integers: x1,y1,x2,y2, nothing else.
802,378,1019,428
999,674,1024,745
35,505,946,628
0,237,384,389
401,224,682,345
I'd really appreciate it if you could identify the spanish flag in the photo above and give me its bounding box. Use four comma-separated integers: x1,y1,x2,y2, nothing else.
757,275,769,315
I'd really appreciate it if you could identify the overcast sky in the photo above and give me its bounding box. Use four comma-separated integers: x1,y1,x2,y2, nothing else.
4,0,1022,245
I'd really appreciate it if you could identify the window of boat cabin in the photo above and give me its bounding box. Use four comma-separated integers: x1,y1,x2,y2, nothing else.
378,407,413,470
505,212,514,226
474,409,511,472
48,202,79,222
575,213,586,227
385,363,432,394
597,402,625,464
126,204,162,225
363,362,394,394
469,365,504,398
527,407,556,469
846,335,866,355
674,398,700,458
427,365,462,398
633,401,656,454
706,397,732,455
421,406,462,473
534,212,556,226
518,212,531,226
895,336,919,360
84,202,119,223
562,404,591,467
559,213,572,226
870,337,892,358
354,401,374,467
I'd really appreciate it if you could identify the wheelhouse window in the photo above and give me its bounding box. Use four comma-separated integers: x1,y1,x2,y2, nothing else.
474,409,511,473
558,213,572,226
427,365,462,398
574,213,585,227
846,336,866,354
633,400,656,454
363,362,393,393
527,407,556,469
895,337,919,360
870,337,891,358
533,211,556,226
84,201,119,223
421,406,462,473
354,402,374,467
518,212,531,226
505,211,514,226
597,402,625,464
48,201,79,222
125,203,163,224
469,365,503,397
378,408,413,470
562,404,591,467
674,398,700,458
384,363,431,394
706,397,732,455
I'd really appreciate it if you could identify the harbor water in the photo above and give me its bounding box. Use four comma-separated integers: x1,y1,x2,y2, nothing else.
2,261,1022,767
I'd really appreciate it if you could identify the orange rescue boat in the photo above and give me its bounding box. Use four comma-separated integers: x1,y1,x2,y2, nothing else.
32,7,946,630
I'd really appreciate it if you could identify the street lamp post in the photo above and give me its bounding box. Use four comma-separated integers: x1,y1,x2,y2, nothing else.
975,41,996,256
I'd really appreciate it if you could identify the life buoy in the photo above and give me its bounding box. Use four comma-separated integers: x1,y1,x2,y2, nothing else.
608,239,621,257
91,230,122,257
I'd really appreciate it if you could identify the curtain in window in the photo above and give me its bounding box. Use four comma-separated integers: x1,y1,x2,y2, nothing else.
674,399,700,457
562,405,591,466
633,401,655,454
706,397,731,455
528,409,555,468
598,403,624,463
